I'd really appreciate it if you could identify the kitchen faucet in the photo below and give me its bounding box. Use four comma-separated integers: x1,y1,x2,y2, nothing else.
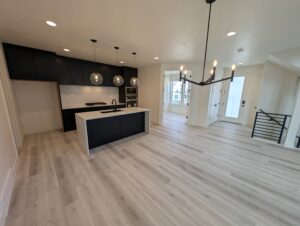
111,99,117,112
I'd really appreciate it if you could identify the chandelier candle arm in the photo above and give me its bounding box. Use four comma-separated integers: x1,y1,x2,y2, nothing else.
231,64,236,82
179,66,236,86
212,59,217,80
210,69,214,80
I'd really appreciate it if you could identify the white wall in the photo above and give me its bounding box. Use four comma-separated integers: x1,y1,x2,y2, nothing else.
12,80,63,135
59,85,119,109
284,81,300,149
0,43,23,148
258,61,299,115
138,64,163,124
0,67,18,226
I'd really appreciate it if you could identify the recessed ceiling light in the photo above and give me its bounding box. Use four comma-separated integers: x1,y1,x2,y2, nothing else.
46,20,57,27
238,62,244,65
154,57,159,60
120,61,125,64
63,48,70,52
226,31,236,37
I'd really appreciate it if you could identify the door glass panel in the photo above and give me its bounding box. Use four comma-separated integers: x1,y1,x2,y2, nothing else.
171,81,182,104
225,76,245,118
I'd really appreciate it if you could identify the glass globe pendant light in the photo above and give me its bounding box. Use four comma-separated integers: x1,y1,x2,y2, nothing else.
130,77,139,87
90,72,102,85
89,39,103,86
113,75,124,86
113,46,124,86
130,52,139,88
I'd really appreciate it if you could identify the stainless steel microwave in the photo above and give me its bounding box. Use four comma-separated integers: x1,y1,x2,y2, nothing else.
125,87,137,96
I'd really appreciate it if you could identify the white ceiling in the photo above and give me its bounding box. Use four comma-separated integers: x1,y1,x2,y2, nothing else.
0,0,300,68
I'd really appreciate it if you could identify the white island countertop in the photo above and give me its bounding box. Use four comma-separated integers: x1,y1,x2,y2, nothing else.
76,107,150,121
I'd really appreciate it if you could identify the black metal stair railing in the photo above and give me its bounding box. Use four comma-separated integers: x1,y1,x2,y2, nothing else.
251,109,291,144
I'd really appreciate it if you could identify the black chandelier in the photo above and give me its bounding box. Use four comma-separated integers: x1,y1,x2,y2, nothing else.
180,0,236,86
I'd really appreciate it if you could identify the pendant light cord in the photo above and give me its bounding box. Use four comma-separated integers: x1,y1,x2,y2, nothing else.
133,53,136,66
91,39,97,62
202,2,212,83
115,46,120,65
116,49,118,64
93,43,96,61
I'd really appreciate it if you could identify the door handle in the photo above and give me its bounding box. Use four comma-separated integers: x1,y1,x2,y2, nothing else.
241,100,246,107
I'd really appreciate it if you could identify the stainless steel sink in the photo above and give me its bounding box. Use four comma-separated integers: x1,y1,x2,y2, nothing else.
100,109,123,114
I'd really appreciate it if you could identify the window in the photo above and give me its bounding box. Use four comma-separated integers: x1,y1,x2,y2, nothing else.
170,80,190,105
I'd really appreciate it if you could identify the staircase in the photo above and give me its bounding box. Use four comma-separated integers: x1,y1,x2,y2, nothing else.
251,109,291,144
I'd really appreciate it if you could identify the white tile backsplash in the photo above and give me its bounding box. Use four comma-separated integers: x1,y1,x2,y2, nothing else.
60,85,119,109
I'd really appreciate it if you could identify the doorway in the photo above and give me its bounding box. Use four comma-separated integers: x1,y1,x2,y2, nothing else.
163,71,191,124
221,75,246,124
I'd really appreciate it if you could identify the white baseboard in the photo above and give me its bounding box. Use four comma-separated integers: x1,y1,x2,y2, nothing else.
0,157,17,226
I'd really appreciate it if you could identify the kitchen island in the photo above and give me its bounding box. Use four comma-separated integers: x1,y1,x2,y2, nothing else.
75,107,150,155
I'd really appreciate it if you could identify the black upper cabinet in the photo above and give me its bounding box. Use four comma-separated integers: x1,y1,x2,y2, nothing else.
56,56,72,84
103,65,121,87
3,43,36,80
34,50,57,81
3,43,138,86
69,58,84,85
56,56,84,85
122,67,138,86
3,43,57,81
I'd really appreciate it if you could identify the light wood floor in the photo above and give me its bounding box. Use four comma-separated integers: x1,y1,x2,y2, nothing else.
5,113,300,226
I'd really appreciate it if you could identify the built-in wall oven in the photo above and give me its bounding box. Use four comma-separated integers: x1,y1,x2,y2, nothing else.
125,87,138,107
125,87,137,96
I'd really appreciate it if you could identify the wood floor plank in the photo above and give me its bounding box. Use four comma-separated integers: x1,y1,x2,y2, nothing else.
25,174,47,226
45,187,69,226
65,199,91,226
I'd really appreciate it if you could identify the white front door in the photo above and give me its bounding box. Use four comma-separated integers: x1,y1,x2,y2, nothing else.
221,75,246,124
208,82,222,123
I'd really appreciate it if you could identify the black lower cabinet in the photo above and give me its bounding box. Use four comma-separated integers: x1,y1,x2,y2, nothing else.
62,104,126,132
87,117,122,149
120,113,145,137
87,112,145,149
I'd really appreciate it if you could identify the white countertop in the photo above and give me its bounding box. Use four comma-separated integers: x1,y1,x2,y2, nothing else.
75,107,149,121
62,102,126,110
